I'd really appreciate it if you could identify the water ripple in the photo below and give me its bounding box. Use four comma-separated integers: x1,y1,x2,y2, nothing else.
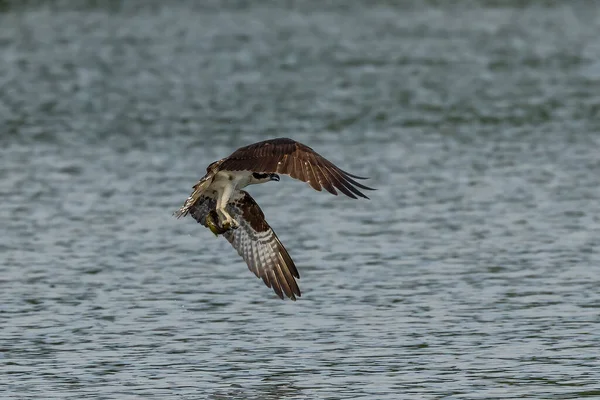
2,1,600,399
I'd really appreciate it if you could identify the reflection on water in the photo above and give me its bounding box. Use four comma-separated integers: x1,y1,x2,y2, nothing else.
1,1,600,399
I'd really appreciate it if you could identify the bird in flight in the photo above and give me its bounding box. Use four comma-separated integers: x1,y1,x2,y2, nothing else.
174,138,374,300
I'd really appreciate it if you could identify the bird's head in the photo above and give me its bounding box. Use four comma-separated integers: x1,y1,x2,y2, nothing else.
251,172,280,184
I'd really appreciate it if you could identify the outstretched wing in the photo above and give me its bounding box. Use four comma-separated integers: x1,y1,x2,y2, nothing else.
218,138,375,199
188,191,301,300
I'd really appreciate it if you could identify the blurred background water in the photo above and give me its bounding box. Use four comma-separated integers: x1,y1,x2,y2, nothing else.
1,1,600,399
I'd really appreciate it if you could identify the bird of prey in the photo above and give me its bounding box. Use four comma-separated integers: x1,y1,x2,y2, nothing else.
175,138,374,300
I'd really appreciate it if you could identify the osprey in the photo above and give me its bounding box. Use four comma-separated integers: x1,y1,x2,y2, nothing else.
175,138,374,300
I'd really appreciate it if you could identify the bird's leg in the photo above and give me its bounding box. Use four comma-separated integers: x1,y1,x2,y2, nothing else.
216,208,238,230
215,182,239,230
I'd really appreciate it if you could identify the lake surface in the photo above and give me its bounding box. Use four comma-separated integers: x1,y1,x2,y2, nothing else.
1,1,600,399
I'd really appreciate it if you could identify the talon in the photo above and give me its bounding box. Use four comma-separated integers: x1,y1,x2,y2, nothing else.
221,220,231,231
222,218,239,230
220,218,239,232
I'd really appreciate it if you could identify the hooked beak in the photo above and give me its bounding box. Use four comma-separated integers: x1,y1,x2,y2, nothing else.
270,174,280,182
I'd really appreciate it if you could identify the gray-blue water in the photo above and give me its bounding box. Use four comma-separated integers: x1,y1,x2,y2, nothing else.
1,1,600,399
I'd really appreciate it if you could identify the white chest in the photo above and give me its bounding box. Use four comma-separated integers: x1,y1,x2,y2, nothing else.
207,171,253,197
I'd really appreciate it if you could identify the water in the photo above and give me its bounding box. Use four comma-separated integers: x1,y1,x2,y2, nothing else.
1,1,600,399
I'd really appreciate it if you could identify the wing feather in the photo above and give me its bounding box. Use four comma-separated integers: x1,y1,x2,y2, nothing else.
218,138,375,199
292,155,305,182
188,195,217,223
267,268,284,299
326,166,365,199
309,153,338,195
189,191,300,300
304,158,321,192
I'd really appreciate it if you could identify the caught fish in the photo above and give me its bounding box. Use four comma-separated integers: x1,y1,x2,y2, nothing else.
205,210,229,236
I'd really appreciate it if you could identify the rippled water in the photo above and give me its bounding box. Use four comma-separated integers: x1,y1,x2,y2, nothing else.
2,1,600,399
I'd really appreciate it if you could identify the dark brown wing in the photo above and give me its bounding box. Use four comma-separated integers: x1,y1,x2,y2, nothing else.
218,138,375,199
189,191,301,301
